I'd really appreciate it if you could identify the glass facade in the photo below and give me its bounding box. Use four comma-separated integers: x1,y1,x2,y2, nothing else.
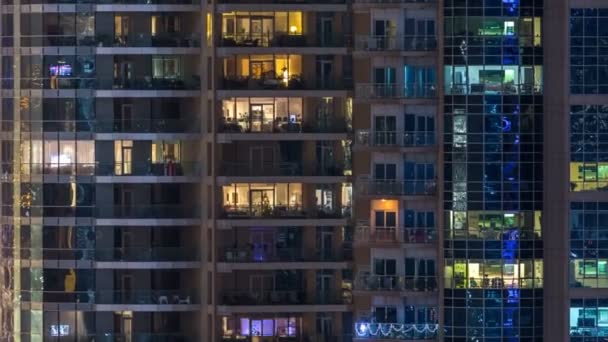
570,202,608,288
443,0,544,340
570,9,608,94
570,298,608,341
570,105,608,192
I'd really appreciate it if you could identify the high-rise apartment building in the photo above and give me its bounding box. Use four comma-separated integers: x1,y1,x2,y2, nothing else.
2,0,607,341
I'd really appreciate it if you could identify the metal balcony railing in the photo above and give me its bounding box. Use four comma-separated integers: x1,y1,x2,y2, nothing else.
10,247,200,262
355,35,437,51
4,76,200,90
221,75,350,91
86,334,197,342
0,205,201,219
19,33,200,48
21,289,199,305
354,322,439,340
220,290,343,305
356,83,436,99
354,275,437,292
355,0,434,3
17,0,198,4
2,162,201,177
219,117,349,134
221,204,350,219
220,247,349,262
220,161,345,177
0,119,200,134
356,130,435,147
219,33,351,48
355,224,436,244
357,178,437,196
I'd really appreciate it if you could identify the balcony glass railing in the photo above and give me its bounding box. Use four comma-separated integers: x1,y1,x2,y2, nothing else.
221,161,344,177
4,76,200,90
222,75,350,91
218,0,344,3
3,162,201,177
219,33,350,48
97,161,202,177
357,179,437,196
15,0,198,4
2,119,200,133
220,247,349,262
1,205,201,219
355,35,437,51
355,323,439,340
220,117,349,134
18,33,200,48
102,33,201,48
12,247,200,262
21,289,199,305
221,204,350,219
355,225,436,244
355,275,437,292
356,83,436,99
356,130,435,147
95,205,201,219
88,334,197,342
221,290,343,305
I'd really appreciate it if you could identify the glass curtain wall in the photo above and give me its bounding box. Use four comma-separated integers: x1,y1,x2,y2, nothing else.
443,0,544,340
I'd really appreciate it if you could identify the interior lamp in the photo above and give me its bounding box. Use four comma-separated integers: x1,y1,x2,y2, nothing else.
290,26,298,34
282,67,289,84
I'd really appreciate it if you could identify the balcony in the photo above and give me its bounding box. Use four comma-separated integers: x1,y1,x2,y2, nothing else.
220,290,343,306
99,33,201,48
220,247,349,263
16,247,200,262
22,289,199,305
355,130,435,148
221,204,350,220
97,161,201,177
221,75,349,91
5,205,200,219
219,33,349,48
11,119,200,134
357,178,436,196
354,275,437,292
217,0,344,3
220,117,350,134
11,161,201,177
96,205,200,219
354,224,436,245
355,35,436,52
10,76,200,91
19,33,200,48
88,334,197,342
355,83,436,100
220,161,345,177
19,0,198,4
354,323,438,340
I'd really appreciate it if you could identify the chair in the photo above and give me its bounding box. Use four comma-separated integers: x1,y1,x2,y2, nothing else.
178,296,191,304
158,296,169,304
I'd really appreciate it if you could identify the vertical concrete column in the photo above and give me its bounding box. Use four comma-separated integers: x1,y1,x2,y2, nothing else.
543,0,571,340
